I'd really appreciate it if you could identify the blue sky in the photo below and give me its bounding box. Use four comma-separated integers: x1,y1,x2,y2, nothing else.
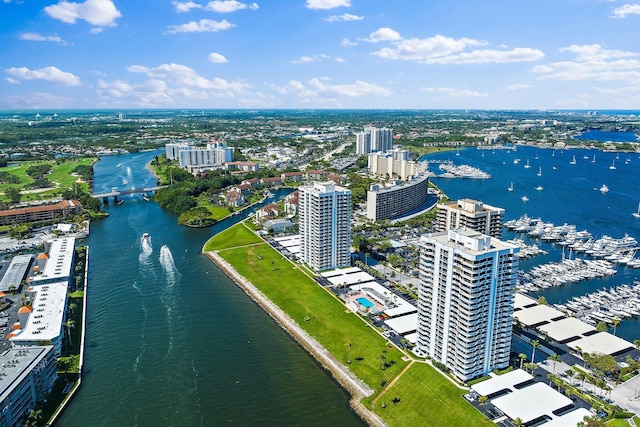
1,0,640,109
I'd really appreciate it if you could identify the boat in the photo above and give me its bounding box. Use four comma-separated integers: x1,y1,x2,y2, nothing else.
522,196,529,202
609,159,616,170
117,199,124,205
583,155,589,160
537,166,542,177
633,203,640,218
142,233,150,240
552,164,557,170
514,158,520,165
599,184,609,193
570,155,577,165
524,159,531,169
535,186,544,191
508,182,514,192
592,155,596,163
456,149,460,156
142,194,150,201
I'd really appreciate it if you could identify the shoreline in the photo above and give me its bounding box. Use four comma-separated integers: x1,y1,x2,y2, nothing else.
204,250,386,427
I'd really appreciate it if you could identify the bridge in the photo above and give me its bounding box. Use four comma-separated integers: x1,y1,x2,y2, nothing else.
91,186,168,204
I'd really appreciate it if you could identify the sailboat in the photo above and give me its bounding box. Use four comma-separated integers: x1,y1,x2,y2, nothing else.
592,155,596,163
609,159,616,170
552,150,555,157
570,155,577,165
524,159,531,169
537,166,542,177
633,203,640,219
508,182,514,192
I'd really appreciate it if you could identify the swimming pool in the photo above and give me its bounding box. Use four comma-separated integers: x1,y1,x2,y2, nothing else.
356,297,375,309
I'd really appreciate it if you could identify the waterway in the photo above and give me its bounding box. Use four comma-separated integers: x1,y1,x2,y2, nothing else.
58,150,364,426
423,146,640,343
574,130,639,143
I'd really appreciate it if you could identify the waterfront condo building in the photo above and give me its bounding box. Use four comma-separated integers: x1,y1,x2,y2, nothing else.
435,198,504,239
417,228,519,381
356,127,393,155
298,182,351,271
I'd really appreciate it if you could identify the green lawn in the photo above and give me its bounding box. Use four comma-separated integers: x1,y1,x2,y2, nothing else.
374,363,492,427
203,222,262,251
606,418,636,426
0,158,94,201
218,242,407,390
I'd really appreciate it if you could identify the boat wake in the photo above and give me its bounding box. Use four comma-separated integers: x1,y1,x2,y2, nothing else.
139,235,153,266
132,281,148,381
160,245,181,356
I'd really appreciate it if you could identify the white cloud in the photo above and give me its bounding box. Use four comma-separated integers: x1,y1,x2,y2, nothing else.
166,19,235,34
371,33,543,64
44,0,122,27
96,64,251,107
305,0,350,10
19,32,67,44
507,83,533,90
324,13,363,22
208,52,228,63
365,27,402,43
612,3,640,17
127,63,249,91
340,38,357,47
205,1,258,12
274,78,390,104
421,87,488,98
0,91,75,109
5,66,81,86
335,57,346,63
292,54,330,63
5,77,20,84
533,44,640,83
173,1,203,13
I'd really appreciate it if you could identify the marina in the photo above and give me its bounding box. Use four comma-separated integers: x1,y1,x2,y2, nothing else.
437,161,491,179
554,282,640,326
424,145,640,343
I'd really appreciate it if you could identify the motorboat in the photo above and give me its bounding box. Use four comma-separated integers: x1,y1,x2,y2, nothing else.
142,233,150,240
599,184,609,193
535,186,544,191
521,196,529,202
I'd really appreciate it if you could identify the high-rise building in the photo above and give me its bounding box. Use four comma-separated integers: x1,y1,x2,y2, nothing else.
355,132,371,156
356,127,393,155
365,126,393,152
298,182,351,271
177,142,234,169
367,151,426,181
435,199,504,239
417,228,518,381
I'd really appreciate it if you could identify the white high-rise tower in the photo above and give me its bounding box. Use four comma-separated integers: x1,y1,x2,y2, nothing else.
417,228,518,381
298,182,351,271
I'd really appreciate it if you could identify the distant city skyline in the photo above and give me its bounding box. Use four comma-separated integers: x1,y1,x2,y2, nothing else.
1,0,640,109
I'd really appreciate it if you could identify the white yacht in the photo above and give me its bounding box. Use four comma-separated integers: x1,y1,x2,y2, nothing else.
535,186,544,191
521,196,529,202
599,184,609,193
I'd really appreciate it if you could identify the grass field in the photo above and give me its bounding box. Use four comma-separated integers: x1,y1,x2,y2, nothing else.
0,158,94,201
203,222,262,251
371,363,491,427
218,242,408,389
205,223,489,426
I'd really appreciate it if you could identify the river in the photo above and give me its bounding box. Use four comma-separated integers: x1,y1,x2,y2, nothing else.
58,150,363,426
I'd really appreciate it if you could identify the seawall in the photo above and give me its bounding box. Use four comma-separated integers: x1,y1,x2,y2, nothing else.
204,251,386,427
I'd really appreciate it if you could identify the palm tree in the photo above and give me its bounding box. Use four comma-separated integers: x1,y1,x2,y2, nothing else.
530,339,540,362
65,319,75,345
634,339,640,350
518,353,527,369
524,362,538,374
512,417,524,427
565,369,575,384
549,353,561,375
612,318,620,336
577,371,586,388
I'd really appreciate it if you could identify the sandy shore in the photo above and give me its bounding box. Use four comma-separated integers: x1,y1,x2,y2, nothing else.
204,251,386,427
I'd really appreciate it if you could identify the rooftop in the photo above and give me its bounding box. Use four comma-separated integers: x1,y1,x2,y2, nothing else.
471,369,533,398
491,382,572,425
0,346,54,401
31,237,75,284
11,281,67,342
567,332,634,356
